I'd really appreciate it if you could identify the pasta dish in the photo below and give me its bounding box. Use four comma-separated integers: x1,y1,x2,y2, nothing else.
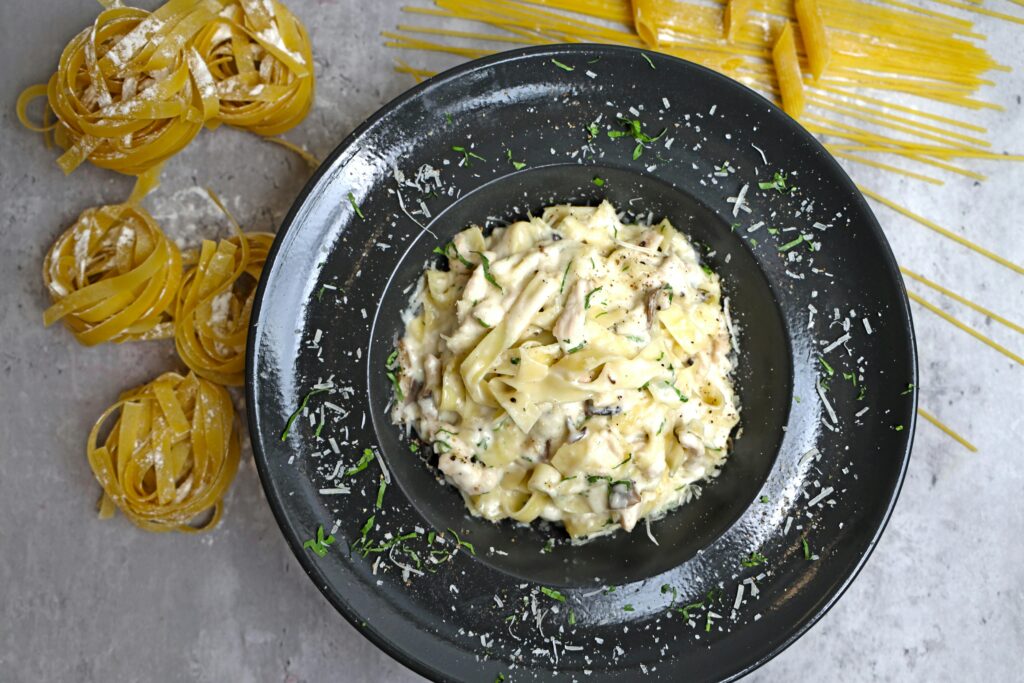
392,201,740,540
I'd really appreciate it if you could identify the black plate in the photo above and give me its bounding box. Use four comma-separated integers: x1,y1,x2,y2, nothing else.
247,44,916,682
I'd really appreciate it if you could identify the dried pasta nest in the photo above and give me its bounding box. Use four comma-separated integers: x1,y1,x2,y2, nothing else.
87,370,241,533
174,229,274,386
42,202,182,345
193,0,315,135
17,0,314,176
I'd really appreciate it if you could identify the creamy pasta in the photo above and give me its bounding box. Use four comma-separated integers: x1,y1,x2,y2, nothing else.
392,201,740,540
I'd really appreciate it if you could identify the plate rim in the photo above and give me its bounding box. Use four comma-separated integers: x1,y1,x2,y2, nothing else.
245,42,917,683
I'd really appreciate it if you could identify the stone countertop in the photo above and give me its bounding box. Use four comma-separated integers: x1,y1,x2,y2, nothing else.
1,1,1021,681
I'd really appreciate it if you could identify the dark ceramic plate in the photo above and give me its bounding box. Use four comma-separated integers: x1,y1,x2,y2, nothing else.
246,45,916,682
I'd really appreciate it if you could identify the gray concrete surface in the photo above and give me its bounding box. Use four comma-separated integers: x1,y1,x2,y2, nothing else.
1,1,1022,681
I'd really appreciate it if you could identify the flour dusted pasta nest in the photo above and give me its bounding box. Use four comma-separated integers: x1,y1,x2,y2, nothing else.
175,228,274,387
392,201,740,540
87,370,241,533
42,202,181,345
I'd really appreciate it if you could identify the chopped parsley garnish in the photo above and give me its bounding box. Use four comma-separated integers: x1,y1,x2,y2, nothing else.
759,495,769,503
452,145,486,166
801,536,812,560
360,515,376,542
427,530,436,545
656,419,666,435
302,525,335,557
665,381,689,402
701,263,714,276
347,192,364,219
345,448,376,477
623,604,635,612
857,385,867,401
510,357,520,365
385,349,399,369
758,171,793,193
551,58,575,71
843,371,858,386
741,551,768,567
584,286,603,309
560,261,572,293
592,176,605,187
375,478,387,508
895,424,905,431
567,342,587,354
901,383,915,395
540,586,566,602
624,334,645,343
541,538,554,554
472,251,502,291
280,388,328,441
778,235,806,252
818,356,835,376
476,317,492,328
587,474,612,484
705,612,714,632
613,454,632,469
587,121,600,138
447,527,476,555
505,148,526,170
661,583,678,603
607,116,665,160
387,369,404,401
409,441,420,453
436,241,473,268
679,601,704,620
568,609,576,625
641,53,656,69
495,675,506,683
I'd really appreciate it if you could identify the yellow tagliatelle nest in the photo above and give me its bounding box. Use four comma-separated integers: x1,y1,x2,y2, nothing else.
175,224,273,386
193,0,314,135
87,370,241,533
17,0,314,176
42,202,182,345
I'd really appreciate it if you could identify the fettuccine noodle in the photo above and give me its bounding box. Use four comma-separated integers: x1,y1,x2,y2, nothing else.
174,195,272,386
87,370,241,533
16,0,314,176
193,0,315,136
42,202,182,345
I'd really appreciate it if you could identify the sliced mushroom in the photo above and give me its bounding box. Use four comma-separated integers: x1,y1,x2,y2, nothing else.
644,286,673,327
584,399,622,418
608,480,641,510
566,418,588,443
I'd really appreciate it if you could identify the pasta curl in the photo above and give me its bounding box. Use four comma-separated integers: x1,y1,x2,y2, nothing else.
19,0,314,176
193,0,315,136
42,202,182,345
174,207,273,385
87,370,241,533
